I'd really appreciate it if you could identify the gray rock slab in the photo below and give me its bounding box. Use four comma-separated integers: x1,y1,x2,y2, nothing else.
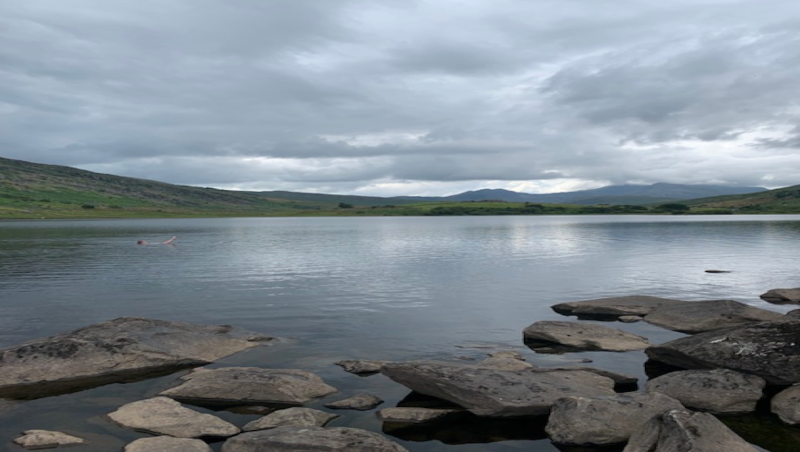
476,356,535,371
124,436,213,452
644,299,783,334
539,366,638,386
771,385,800,424
645,318,800,385
761,288,800,304
107,397,240,438
645,369,765,414
622,409,759,452
381,360,615,417
546,393,684,446
376,407,466,423
552,295,689,318
243,407,339,432
221,426,409,452
0,317,273,398
324,393,383,411
13,430,85,449
335,360,390,375
159,367,337,405
523,321,650,352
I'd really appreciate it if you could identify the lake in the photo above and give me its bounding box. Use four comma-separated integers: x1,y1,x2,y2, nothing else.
1,215,799,451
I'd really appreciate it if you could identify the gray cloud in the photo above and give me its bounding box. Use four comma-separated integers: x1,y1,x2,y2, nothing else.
1,0,799,196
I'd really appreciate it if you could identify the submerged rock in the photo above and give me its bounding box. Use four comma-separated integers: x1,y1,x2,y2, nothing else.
0,317,274,399
335,360,390,375
159,367,337,406
107,397,239,438
523,321,650,352
645,369,765,414
376,407,466,423
551,295,689,319
13,430,85,449
221,426,409,452
643,299,782,334
124,436,213,452
761,288,800,304
545,393,684,446
243,407,339,432
622,409,759,452
381,360,615,417
324,393,384,411
645,318,800,385
771,386,800,425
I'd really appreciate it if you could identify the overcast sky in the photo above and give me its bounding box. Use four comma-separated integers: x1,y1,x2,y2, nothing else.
2,0,799,196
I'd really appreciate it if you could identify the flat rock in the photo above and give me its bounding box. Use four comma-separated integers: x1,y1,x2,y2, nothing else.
381,360,615,417
771,385,800,425
221,426,409,452
159,367,337,406
324,393,383,411
523,321,650,352
540,366,638,386
13,430,85,449
0,317,273,398
761,288,800,304
619,315,644,323
644,299,782,334
645,318,800,384
552,295,689,319
335,360,390,375
107,397,239,438
243,407,339,432
124,436,213,452
546,393,684,446
376,407,466,423
476,356,535,371
622,409,759,452
645,369,765,414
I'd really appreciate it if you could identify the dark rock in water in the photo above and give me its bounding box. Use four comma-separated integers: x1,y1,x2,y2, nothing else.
159,367,337,406
705,270,732,273
0,317,274,399
382,412,550,444
552,295,690,320
381,360,615,417
523,321,650,352
645,369,765,414
645,319,800,385
622,409,759,452
545,393,684,446
325,393,384,411
221,426,409,452
376,407,466,424
643,299,783,334
761,288,800,304
771,386,800,425
335,359,390,375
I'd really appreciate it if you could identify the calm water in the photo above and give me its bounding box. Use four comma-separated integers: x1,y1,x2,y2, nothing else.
1,215,799,451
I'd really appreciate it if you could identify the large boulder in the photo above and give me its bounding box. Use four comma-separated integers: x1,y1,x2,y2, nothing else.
644,300,782,334
159,367,337,406
0,317,274,399
107,397,239,438
545,393,684,446
124,436,213,452
243,407,339,432
771,385,800,425
552,295,689,319
221,426,409,452
645,369,765,414
760,288,800,304
381,361,615,417
622,409,759,452
523,321,650,352
645,319,800,385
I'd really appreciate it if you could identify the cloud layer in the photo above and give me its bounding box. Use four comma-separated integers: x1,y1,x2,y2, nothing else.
2,0,799,195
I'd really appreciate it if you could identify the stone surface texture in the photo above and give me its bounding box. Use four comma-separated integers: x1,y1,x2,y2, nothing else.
523,321,650,352
622,409,759,452
335,360,390,375
545,393,685,446
159,367,337,405
0,317,272,397
107,397,240,438
13,430,85,449
645,369,765,414
124,436,213,452
551,295,689,318
761,288,800,304
771,385,800,425
221,426,409,452
645,319,800,385
243,407,339,432
376,407,465,423
324,393,383,411
643,299,782,334
381,361,615,417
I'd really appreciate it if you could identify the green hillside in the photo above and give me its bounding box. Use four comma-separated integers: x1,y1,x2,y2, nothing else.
684,185,800,213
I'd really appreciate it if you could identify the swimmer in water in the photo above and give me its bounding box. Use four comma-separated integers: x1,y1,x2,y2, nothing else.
137,237,177,245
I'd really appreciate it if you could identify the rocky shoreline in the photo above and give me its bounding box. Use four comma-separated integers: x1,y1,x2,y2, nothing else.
1,291,800,451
